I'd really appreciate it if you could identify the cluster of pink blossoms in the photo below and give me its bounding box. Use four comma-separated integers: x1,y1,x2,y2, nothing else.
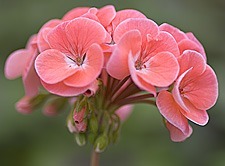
5,5,218,149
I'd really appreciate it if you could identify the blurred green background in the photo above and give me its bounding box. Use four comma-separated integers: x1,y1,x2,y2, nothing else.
0,0,225,166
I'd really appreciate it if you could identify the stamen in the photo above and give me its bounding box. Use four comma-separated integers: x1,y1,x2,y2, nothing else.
135,59,142,70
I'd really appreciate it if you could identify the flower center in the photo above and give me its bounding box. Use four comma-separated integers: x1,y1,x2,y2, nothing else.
67,54,86,66
75,57,83,66
135,59,143,70
135,59,146,70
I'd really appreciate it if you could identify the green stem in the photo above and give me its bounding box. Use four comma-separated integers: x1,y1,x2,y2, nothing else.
91,150,99,166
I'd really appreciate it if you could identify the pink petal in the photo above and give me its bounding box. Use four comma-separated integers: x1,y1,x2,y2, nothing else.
165,120,193,142
159,23,187,43
146,31,180,58
178,39,205,59
62,7,90,21
186,32,206,60
64,44,104,87
47,21,73,55
26,34,38,48
156,90,189,134
182,65,218,110
113,18,158,44
40,19,62,30
22,48,40,96
84,80,99,97
180,98,209,125
178,50,206,77
65,17,107,55
5,49,29,79
37,28,52,52
112,9,146,31
81,8,99,22
41,81,88,97
115,105,133,122
35,49,79,84
37,19,62,52
97,5,116,27
172,68,193,112
128,53,156,96
136,52,179,87
107,30,142,80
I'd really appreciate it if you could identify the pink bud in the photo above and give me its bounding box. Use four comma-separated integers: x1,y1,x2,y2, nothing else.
84,80,99,97
43,105,57,116
15,96,33,114
73,108,86,124
75,120,87,132
115,105,133,122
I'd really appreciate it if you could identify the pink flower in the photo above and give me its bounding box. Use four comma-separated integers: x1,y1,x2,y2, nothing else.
159,23,206,60
5,35,40,96
107,18,180,95
35,18,107,96
156,50,218,141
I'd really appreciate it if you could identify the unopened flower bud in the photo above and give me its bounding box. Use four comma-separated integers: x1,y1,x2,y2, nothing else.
94,134,109,153
89,114,98,133
73,108,86,124
43,98,67,116
88,133,97,144
115,105,133,122
75,133,86,146
84,80,99,97
16,96,33,114
75,119,87,133
67,118,77,133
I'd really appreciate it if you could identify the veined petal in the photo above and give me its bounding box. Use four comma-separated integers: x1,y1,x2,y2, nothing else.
182,65,218,110
107,30,142,80
146,31,180,58
112,9,146,31
178,50,206,77
5,49,29,79
47,21,73,55
22,48,40,96
156,90,189,134
128,53,156,96
41,81,88,97
97,5,116,27
178,39,204,58
186,32,206,60
65,17,107,55
37,28,51,52
136,52,179,87
172,68,193,112
159,23,187,43
35,49,78,84
114,18,159,44
165,120,193,142
62,7,90,21
64,44,104,87
37,19,62,52
180,98,209,125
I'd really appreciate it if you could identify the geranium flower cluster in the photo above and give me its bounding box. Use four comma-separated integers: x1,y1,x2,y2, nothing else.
5,5,218,151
